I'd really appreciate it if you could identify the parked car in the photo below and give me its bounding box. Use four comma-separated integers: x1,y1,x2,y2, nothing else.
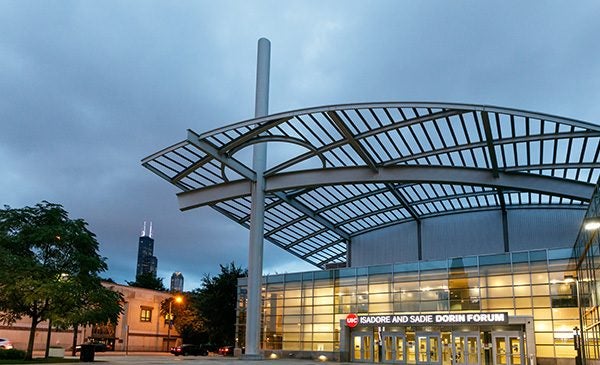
0,338,13,349
218,345,234,356
170,344,208,356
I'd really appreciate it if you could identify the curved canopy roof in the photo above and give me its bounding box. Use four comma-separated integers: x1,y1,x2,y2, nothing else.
143,102,600,269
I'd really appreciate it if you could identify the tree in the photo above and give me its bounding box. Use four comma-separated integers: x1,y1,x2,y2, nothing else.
0,201,121,360
57,281,124,356
160,293,208,345
194,262,246,346
127,272,166,291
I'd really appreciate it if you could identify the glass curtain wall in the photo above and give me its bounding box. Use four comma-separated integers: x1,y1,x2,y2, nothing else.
574,181,600,362
237,248,579,358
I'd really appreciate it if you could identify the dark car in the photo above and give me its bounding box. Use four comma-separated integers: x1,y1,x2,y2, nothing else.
218,345,235,356
170,344,208,356
75,341,108,352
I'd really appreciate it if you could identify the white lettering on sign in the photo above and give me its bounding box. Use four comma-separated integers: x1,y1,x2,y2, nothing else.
360,315,392,324
466,313,505,323
391,315,410,323
409,315,433,323
435,314,466,323
352,312,508,327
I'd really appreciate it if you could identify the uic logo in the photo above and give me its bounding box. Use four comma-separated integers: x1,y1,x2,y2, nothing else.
346,313,358,328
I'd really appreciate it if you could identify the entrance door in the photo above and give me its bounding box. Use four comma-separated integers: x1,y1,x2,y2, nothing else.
452,332,480,365
492,332,524,365
353,334,374,362
416,333,442,365
382,333,406,363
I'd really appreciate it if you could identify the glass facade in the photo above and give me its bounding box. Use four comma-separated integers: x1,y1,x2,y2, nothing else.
574,181,600,363
237,247,579,360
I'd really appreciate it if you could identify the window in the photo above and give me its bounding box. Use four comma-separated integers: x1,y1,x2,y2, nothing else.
140,307,152,322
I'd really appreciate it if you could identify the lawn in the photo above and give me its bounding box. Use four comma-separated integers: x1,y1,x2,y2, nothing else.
0,358,80,364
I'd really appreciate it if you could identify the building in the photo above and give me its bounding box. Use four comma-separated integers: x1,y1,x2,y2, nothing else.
136,222,158,278
170,272,184,292
1,282,179,352
101,282,180,352
573,182,600,365
145,102,600,365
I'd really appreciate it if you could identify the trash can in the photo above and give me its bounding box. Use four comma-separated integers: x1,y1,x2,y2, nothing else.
79,344,95,362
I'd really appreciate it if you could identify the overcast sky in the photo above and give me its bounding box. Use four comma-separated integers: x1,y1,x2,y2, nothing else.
1,1,599,291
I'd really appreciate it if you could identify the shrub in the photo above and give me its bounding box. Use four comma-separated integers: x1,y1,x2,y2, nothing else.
0,348,27,360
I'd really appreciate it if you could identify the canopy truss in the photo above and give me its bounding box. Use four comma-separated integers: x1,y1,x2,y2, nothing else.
143,102,600,269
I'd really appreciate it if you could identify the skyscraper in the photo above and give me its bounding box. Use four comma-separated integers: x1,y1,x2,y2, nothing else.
136,222,157,278
170,272,184,292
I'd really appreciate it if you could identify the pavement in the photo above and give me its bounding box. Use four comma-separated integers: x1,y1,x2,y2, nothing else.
38,352,349,365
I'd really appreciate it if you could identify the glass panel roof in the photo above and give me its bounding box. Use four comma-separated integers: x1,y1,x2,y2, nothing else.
143,102,600,269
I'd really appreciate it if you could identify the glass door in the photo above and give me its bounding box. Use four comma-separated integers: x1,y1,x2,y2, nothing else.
492,332,524,365
382,333,406,363
353,334,374,362
452,332,480,365
416,333,442,365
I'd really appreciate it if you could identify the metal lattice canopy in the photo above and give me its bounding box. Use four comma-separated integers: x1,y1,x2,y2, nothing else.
143,102,600,269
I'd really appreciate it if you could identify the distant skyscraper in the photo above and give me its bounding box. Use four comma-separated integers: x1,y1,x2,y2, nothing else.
170,272,184,292
136,222,157,278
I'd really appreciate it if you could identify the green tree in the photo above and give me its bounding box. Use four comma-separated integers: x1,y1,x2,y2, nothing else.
0,202,121,360
195,262,246,346
57,281,124,356
160,293,208,345
127,272,166,291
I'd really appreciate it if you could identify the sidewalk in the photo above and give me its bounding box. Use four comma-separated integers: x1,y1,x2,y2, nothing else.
37,353,351,365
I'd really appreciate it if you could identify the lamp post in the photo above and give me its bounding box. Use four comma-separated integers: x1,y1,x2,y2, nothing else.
566,275,585,365
166,296,183,352
574,327,582,365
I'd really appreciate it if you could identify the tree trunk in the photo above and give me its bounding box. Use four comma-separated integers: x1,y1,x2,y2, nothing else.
45,318,52,358
72,324,79,356
25,314,38,361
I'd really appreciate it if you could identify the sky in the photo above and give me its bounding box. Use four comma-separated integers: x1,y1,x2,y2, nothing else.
1,1,600,291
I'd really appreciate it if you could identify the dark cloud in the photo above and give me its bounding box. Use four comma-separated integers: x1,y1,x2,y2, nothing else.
1,1,599,290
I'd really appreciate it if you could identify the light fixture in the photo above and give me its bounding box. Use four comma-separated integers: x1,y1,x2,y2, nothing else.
584,217,600,231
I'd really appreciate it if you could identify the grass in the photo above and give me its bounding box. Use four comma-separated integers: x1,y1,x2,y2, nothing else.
0,359,81,364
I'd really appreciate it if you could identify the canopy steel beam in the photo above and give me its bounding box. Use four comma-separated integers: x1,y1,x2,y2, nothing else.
327,110,378,171
384,183,421,222
481,111,500,178
187,129,256,181
177,166,594,210
272,191,351,241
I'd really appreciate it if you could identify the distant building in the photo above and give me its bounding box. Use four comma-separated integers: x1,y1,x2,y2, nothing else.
1,282,179,352
170,272,184,292
136,222,157,278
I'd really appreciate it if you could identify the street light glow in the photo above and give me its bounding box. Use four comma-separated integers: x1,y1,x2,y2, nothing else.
584,219,600,231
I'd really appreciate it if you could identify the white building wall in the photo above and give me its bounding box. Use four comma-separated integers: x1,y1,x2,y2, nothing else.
507,209,584,251
350,209,583,267
421,210,504,260
351,221,418,266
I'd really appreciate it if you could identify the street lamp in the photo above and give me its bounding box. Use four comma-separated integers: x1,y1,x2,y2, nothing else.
583,217,600,231
565,274,584,359
574,327,582,365
166,295,183,352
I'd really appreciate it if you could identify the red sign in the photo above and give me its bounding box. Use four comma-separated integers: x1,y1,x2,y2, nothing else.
346,313,358,328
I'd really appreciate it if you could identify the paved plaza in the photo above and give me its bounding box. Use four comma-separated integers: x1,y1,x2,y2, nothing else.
45,353,348,365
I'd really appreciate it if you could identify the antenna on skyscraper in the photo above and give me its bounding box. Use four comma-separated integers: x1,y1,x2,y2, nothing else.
149,222,153,238
141,221,147,237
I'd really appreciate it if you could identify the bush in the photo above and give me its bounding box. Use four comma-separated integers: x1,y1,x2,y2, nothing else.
0,348,26,360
